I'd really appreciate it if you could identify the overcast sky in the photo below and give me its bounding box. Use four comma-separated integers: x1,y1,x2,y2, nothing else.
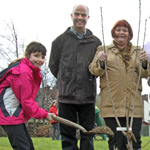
0,0,150,95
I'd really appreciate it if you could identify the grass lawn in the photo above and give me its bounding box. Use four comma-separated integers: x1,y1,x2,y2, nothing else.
0,136,150,150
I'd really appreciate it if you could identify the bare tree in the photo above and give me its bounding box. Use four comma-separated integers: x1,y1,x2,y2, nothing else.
40,62,56,109
35,62,56,124
0,20,25,70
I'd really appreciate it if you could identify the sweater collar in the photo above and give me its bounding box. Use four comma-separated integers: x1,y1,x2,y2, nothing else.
70,26,86,39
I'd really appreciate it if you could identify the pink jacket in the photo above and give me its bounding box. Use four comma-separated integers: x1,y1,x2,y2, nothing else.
0,58,48,125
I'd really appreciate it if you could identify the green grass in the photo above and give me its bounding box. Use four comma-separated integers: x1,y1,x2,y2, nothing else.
0,137,150,150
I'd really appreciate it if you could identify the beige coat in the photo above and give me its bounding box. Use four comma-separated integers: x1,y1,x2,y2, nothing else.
89,42,150,118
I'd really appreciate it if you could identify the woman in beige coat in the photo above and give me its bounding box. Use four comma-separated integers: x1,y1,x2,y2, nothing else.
89,20,149,150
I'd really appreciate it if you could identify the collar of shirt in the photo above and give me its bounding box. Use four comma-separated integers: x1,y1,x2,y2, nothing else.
70,27,86,39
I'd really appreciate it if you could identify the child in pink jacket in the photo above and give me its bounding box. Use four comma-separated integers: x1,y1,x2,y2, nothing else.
0,41,54,150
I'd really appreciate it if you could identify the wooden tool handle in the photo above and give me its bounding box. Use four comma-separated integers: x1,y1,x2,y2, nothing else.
52,115,87,132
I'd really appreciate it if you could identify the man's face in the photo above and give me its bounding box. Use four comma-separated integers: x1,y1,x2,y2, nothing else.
71,5,89,32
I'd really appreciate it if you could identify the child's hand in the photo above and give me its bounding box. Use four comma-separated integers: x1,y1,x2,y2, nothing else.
46,113,55,121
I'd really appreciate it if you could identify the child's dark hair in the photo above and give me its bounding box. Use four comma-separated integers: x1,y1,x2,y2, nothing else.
9,41,47,66
25,41,47,57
